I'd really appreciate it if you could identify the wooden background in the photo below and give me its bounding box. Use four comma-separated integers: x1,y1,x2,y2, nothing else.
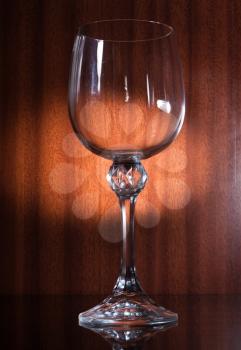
1,0,241,295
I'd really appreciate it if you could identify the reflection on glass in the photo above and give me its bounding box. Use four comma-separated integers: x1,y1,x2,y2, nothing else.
81,323,177,350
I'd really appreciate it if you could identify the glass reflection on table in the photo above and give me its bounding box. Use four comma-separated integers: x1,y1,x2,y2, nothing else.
1,295,241,349
80,322,177,349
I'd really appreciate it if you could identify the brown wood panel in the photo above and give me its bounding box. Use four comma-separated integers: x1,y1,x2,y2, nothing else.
1,0,241,294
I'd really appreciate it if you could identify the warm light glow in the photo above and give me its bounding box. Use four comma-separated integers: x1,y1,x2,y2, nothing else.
117,103,144,134
79,101,112,138
156,148,187,173
146,112,177,147
136,199,161,228
72,192,98,219
156,178,191,209
47,129,190,242
49,162,85,194
62,132,91,158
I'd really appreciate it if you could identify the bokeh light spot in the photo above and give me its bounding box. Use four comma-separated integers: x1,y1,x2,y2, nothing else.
62,132,91,158
156,178,191,209
136,199,161,228
72,192,98,219
98,204,122,243
118,103,144,135
79,101,112,138
156,148,187,173
146,112,177,147
49,162,85,194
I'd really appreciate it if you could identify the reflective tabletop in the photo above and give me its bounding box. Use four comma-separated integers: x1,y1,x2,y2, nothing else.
1,295,241,349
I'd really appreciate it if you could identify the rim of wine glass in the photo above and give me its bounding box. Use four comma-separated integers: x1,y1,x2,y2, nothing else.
78,19,174,43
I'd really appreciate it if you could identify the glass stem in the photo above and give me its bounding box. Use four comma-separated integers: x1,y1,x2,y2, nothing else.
107,161,147,295
113,194,142,294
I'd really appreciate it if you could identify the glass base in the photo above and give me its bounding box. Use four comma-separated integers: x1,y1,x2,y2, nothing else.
78,292,178,329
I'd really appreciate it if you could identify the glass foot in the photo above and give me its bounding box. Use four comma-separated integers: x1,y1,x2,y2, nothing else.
79,292,178,329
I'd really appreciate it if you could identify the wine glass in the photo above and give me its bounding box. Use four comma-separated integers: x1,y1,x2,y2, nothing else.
68,19,185,328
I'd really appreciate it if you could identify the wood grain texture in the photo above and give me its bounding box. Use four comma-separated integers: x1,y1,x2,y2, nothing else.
1,0,241,294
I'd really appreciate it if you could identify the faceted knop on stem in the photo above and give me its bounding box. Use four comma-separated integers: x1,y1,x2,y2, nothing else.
107,163,148,197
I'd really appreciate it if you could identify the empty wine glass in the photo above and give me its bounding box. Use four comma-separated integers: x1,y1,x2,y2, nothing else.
68,19,185,328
